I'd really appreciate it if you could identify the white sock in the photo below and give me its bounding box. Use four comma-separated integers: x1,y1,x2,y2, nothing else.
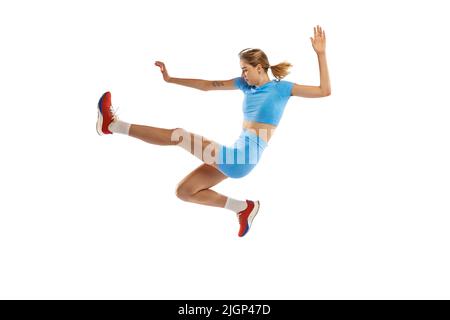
108,119,131,135
224,197,248,213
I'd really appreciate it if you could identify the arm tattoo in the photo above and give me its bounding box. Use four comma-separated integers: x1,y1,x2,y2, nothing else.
212,81,224,87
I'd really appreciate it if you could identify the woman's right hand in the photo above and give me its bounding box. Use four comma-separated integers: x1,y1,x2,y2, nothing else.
154,61,171,82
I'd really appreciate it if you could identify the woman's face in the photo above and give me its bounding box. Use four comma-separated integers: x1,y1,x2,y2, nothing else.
240,60,263,86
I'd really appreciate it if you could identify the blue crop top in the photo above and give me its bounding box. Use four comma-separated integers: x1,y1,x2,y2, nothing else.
234,77,294,126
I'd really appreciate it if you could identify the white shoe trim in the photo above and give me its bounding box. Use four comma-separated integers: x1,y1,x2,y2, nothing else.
248,200,260,228
96,110,104,135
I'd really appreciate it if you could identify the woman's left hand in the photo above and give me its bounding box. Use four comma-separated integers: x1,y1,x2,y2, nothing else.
310,25,326,55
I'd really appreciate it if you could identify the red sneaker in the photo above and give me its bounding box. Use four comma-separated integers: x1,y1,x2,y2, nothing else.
96,91,114,135
237,200,260,237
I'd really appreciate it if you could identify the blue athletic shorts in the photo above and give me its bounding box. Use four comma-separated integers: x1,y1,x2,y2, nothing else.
215,128,268,179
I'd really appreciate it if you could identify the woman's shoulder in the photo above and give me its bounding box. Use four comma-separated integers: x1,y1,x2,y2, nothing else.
273,79,295,98
234,76,252,92
274,78,294,85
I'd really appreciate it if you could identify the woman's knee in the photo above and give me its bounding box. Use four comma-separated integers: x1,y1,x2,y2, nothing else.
175,182,195,201
170,127,189,146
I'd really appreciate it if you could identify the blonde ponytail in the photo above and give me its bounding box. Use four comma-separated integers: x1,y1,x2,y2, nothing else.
269,62,293,81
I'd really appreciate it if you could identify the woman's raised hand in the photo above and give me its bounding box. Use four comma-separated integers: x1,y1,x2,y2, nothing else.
310,25,326,55
154,61,171,82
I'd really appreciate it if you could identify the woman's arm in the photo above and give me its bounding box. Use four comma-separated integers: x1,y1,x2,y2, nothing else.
169,78,238,91
312,25,331,95
291,25,331,98
154,61,208,91
318,53,331,95
168,77,209,91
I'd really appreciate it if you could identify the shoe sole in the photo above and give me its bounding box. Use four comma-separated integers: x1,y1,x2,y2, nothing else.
241,200,260,237
96,95,104,135
248,200,260,227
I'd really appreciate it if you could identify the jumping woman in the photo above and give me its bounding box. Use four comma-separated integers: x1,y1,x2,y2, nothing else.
96,25,331,237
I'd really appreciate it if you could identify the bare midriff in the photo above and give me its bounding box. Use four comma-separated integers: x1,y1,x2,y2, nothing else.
242,120,277,143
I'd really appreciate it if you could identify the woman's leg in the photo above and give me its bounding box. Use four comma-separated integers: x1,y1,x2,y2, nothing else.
128,124,221,168
129,126,248,211
176,163,228,208
99,92,219,166
176,163,260,238
129,124,178,146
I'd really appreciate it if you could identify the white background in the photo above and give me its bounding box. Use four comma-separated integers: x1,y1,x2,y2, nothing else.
0,0,449,299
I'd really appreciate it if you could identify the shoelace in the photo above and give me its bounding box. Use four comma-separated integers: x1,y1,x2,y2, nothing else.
110,105,120,121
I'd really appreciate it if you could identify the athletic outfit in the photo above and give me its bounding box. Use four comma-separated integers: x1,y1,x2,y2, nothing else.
215,77,294,179
97,76,294,237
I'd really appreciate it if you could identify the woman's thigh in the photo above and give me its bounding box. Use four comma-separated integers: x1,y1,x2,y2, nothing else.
173,128,223,168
